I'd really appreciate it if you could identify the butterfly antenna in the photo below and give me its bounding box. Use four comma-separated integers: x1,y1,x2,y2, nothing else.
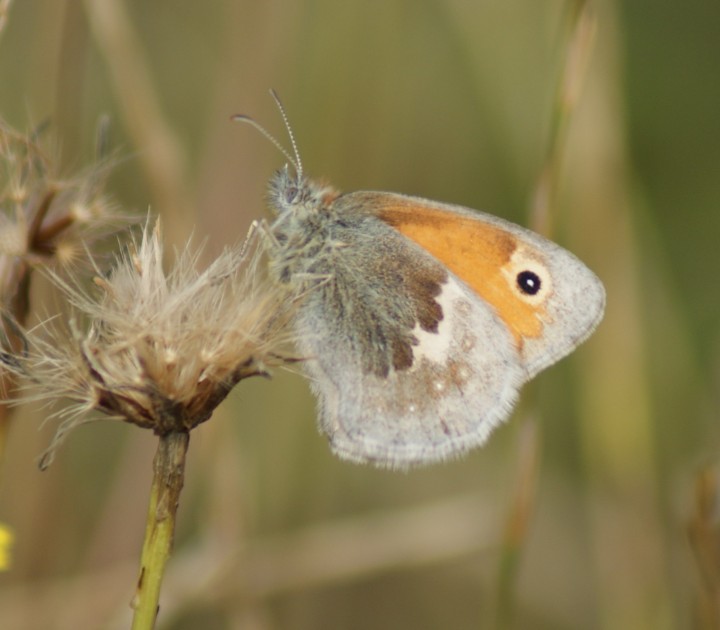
269,89,303,179
231,112,300,175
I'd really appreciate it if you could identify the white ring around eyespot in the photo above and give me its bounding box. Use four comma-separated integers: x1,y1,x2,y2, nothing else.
502,247,553,307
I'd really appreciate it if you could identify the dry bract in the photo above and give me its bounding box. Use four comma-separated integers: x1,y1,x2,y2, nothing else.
0,118,128,315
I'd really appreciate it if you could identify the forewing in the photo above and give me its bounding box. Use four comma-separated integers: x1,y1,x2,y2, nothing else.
358,191,606,378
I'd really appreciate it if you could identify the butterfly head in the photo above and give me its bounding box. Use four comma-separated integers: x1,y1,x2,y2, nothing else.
267,165,339,220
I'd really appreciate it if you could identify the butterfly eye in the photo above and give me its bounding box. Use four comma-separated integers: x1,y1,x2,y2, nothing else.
516,270,541,295
284,185,298,203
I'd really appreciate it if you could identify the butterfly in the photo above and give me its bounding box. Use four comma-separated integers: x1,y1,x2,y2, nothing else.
235,93,605,468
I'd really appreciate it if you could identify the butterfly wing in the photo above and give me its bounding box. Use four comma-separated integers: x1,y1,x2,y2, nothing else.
291,193,537,467
282,185,604,468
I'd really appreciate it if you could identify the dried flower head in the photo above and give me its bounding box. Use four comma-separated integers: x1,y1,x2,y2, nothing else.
1,220,297,468
0,118,130,317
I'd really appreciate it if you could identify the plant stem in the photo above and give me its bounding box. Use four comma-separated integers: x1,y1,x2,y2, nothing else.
530,0,596,236
131,430,190,630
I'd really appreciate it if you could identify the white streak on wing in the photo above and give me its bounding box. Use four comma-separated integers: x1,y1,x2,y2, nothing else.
410,277,464,366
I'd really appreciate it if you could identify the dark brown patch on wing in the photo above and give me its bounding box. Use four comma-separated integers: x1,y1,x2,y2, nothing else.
391,335,414,372
389,267,445,372
409,269,445,333
347,233,447,378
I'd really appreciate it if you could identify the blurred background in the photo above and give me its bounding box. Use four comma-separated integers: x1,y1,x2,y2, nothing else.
0,0,719,628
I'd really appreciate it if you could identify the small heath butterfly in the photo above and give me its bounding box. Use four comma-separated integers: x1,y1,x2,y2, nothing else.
235,94,605,469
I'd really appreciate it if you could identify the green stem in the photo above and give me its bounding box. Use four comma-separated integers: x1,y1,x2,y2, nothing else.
530,0,595,236
131,430,190,630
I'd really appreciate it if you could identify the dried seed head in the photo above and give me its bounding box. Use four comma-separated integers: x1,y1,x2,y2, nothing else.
0,118,132,312
1,220,298,468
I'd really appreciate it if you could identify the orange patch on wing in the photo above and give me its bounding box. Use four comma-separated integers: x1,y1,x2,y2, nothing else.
379,203,545,345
